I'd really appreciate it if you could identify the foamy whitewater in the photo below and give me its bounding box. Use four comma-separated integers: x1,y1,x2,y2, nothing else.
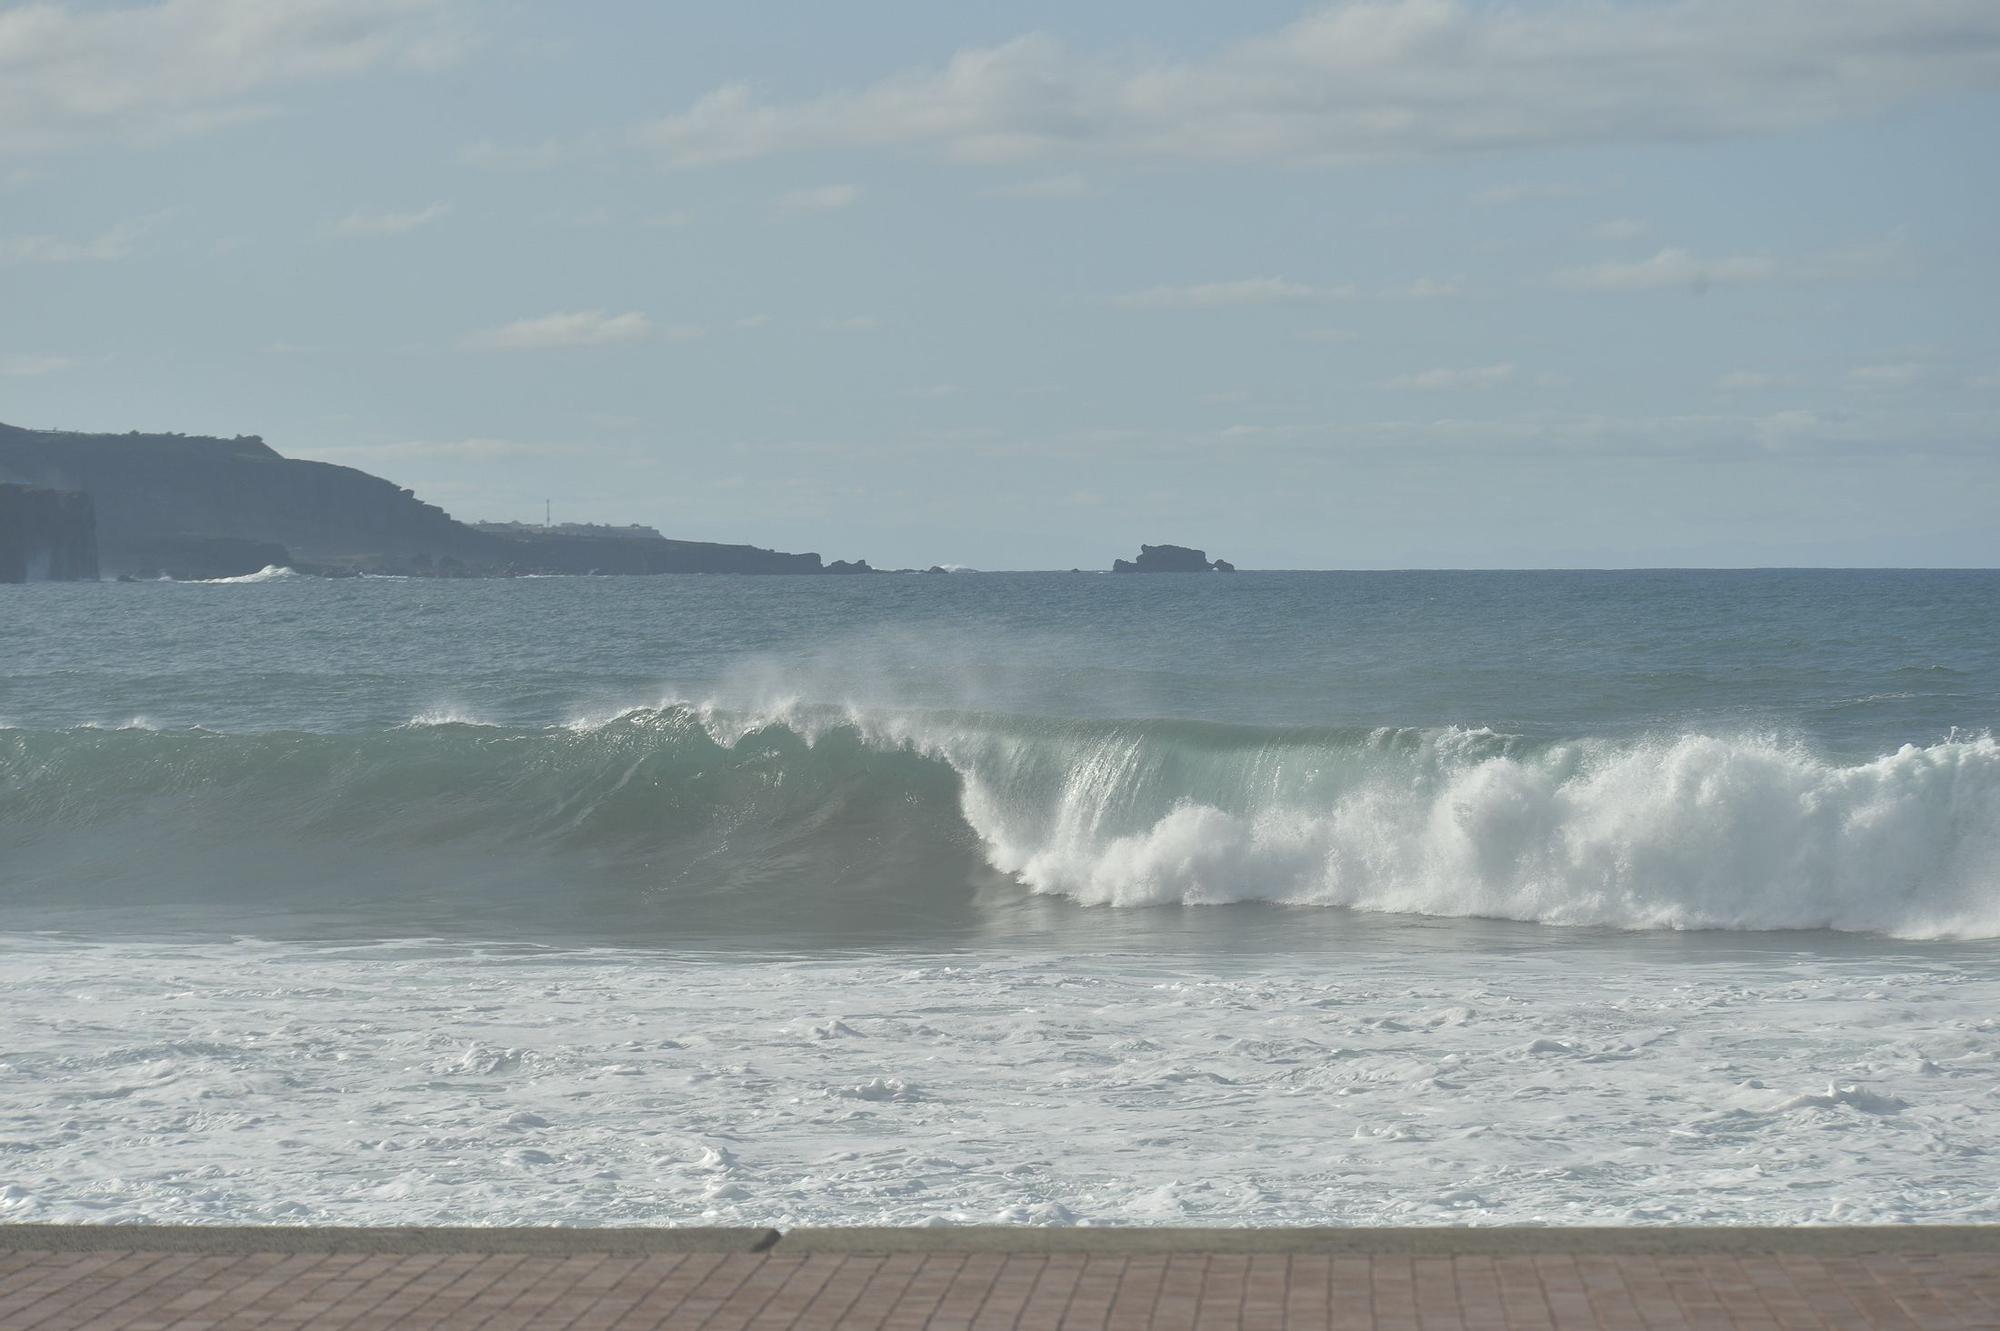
3,569,1998,1224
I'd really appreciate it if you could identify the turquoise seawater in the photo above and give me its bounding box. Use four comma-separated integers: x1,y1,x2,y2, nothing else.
3,569,1996,944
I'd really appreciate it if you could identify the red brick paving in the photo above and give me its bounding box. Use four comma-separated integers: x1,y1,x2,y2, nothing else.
0,1242,1995,1329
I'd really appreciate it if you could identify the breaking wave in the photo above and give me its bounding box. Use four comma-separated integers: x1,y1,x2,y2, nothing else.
3,705,1996,938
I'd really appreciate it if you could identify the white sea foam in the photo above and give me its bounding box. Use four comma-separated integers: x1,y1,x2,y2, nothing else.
1,935,1994,1227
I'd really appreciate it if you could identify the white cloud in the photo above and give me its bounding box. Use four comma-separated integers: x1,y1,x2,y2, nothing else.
1755,409,1822,443
625,1,2000,170
1384,363,1516,391
1391,276,1461,300
809,405,1999,467
1970,370,2000,391
0,0,461,154
1716,370,1803,391
1474,182,1586,206
333,202,450,237
777,183,861,214
459,137,578,171
0,213,163,264
462,310,660,351
1593,218,1648,241
981,172,1096,199
1846,362,1926,390
1559,247,1778,293
0,353,73,376
734,314,770,330
1114,277,1342,309
1559,241,1899,293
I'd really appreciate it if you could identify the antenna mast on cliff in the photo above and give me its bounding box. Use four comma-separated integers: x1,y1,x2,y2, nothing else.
544,499,550,529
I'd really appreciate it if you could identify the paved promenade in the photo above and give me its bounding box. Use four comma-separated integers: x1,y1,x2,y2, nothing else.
0,1226,1994,1329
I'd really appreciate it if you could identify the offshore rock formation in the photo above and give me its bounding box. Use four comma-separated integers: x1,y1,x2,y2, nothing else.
0,422,856,578
0,483,98,582
1112,543,1236,573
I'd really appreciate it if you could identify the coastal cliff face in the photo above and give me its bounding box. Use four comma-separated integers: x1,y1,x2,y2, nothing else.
0,483,98,582
0,422,843,577
1,424,470,574
1112,543,1235,573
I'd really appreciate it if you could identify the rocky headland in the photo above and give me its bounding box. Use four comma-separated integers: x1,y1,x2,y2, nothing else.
0,421,869,579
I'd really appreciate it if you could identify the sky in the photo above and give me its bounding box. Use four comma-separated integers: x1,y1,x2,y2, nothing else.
2,0,1998,569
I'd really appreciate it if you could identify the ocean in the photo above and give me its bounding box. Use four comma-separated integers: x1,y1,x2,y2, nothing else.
2,569,1997,1226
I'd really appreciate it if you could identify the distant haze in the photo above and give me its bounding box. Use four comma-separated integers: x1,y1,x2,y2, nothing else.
2,1,1997,568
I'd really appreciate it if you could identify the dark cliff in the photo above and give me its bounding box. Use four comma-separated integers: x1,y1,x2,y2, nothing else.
0,423,476,574
0,422,846,577
1112,543,1235,573
0,483,99,582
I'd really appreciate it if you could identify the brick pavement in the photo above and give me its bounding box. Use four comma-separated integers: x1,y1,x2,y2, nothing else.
0,1228,1993,1329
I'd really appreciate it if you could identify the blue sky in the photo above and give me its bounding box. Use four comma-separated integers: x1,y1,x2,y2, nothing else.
3,0,1997,568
